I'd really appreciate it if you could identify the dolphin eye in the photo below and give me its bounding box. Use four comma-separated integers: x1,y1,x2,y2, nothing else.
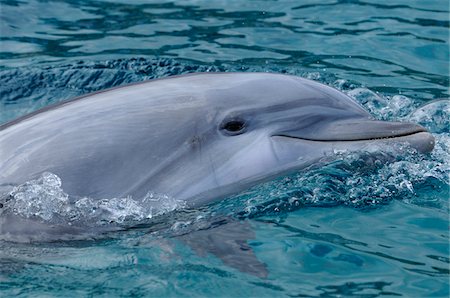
221,119,246,135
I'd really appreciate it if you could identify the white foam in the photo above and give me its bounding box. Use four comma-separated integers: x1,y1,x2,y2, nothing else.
1,172,186,227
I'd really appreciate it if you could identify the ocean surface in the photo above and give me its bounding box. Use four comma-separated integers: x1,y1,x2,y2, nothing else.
0,0,449,297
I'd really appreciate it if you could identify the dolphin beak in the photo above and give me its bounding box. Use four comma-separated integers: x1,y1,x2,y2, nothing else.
276,119,435,153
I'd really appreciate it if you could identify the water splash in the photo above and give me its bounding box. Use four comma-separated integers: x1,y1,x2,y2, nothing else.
6,172,70,222
1,172,186,227
345,87,420,120
408,99,450,133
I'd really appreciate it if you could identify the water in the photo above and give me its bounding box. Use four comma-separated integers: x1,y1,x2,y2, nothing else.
0,0,449,296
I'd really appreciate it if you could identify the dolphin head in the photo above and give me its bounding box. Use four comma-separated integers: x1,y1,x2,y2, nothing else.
0,72,434,207
176,73,434,204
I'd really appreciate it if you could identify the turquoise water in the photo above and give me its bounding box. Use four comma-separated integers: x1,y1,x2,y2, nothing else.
0,0,449,297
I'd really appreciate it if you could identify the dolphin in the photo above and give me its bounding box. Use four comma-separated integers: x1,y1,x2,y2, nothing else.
0,72,434,207
0,72,435,275
0,73,434,277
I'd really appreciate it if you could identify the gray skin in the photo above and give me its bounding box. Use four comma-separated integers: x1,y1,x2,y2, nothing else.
0,72,435,209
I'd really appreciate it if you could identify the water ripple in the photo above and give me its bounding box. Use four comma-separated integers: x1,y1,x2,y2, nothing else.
1,0,448,99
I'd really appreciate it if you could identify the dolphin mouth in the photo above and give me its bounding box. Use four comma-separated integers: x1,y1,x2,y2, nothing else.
275,120,435,153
